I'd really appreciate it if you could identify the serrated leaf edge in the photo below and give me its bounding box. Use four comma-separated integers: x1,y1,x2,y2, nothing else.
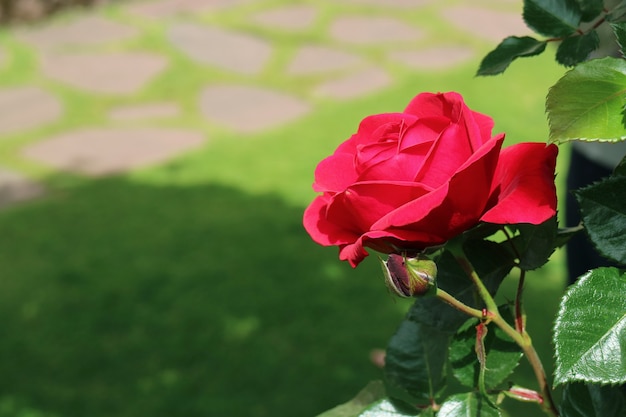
553,270,626,386
547,58,626,144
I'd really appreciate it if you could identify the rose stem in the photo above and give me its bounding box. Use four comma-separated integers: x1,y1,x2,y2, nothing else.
501,227,526,334
435,288,483,319
451,250,560,417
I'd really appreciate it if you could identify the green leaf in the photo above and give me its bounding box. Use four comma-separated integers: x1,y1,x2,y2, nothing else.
357,398,428,417
554,267,626,385
523,0,582,37
437,393,501,417
560,382,626,417
574,0,604,22
614,155,626,176
384,246,516,409
449,317,522,389
384,319,449,408
556,30,600,66
462,239,516,294
575,176,626,264
508,217,560,270
384,250,483,409
546,57,626,143
477,36,547,76
316,381,386,417
611,22,626,58
608,2,626,25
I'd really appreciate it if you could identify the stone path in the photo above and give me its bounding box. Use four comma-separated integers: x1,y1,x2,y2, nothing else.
0,0,529,207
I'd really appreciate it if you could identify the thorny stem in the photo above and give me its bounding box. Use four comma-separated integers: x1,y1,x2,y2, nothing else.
501,227,526,334
442,245,560,417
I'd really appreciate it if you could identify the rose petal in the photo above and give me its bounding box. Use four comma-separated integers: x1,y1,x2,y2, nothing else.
313,153,358,192
326,181,432,233
374,134,504,235
480,143,558,225
466,108,496,150
399,116,448,150
404,92,462,119
355,113,414,143
357,141,432,182
339,228,443,267
405,92,495,153
303,195,359,246
414,123,475,188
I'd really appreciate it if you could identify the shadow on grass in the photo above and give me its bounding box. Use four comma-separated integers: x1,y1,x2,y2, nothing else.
0,178,409,417
0,177,567,417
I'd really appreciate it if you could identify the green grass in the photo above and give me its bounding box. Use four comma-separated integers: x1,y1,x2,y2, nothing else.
0,1,573,416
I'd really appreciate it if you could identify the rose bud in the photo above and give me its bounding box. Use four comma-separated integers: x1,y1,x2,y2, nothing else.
381,253,437,297
504,386,544,404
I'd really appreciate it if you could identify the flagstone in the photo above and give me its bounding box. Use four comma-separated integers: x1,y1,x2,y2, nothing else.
0,168,45,208
251,5,317,32
125,0,249,19
388,46,474,70
286,45,364,75
442,6,531,42
314,67,392,100
342,0,433,8
199,85,311,133
15,15,139,49
40,52,168,95
108,102,181,121
168,23,272,75
0,86,63,135
329,16,423,45
22,128,206,176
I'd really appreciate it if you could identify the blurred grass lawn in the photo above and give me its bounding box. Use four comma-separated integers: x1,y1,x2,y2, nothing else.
0,2,571,416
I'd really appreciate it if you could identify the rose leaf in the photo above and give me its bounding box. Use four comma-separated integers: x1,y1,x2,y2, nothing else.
546,57,626,143
573,0,604,22
611,22,626,59
554,267,626,386
523,0,582,38
437,392,501,417
560,382,626,417
477,36,547,76
574,175,626,265
555,30,599,67
449,316,522,389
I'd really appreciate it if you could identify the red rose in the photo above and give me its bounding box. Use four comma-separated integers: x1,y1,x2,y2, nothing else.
303,92,558,267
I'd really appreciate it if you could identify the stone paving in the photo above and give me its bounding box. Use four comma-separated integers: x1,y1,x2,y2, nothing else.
0,0,528,207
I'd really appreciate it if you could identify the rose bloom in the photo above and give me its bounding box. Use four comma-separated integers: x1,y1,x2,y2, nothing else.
303,92,558,267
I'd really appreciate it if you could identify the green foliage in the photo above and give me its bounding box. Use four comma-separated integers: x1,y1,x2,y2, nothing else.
575,175,626,264
437,393,501,417
315,382,386,417
477,37,547,76
611,22,626,57
461,240,516,296
507,217,562,270
358,398,428,417
574,0,604,22
554,267,626,386
614,155,626,176
523,0,581,37
449,317,522,389
384,319,449,409
555,30,599,66
546,57,626,143
560,383,626,417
